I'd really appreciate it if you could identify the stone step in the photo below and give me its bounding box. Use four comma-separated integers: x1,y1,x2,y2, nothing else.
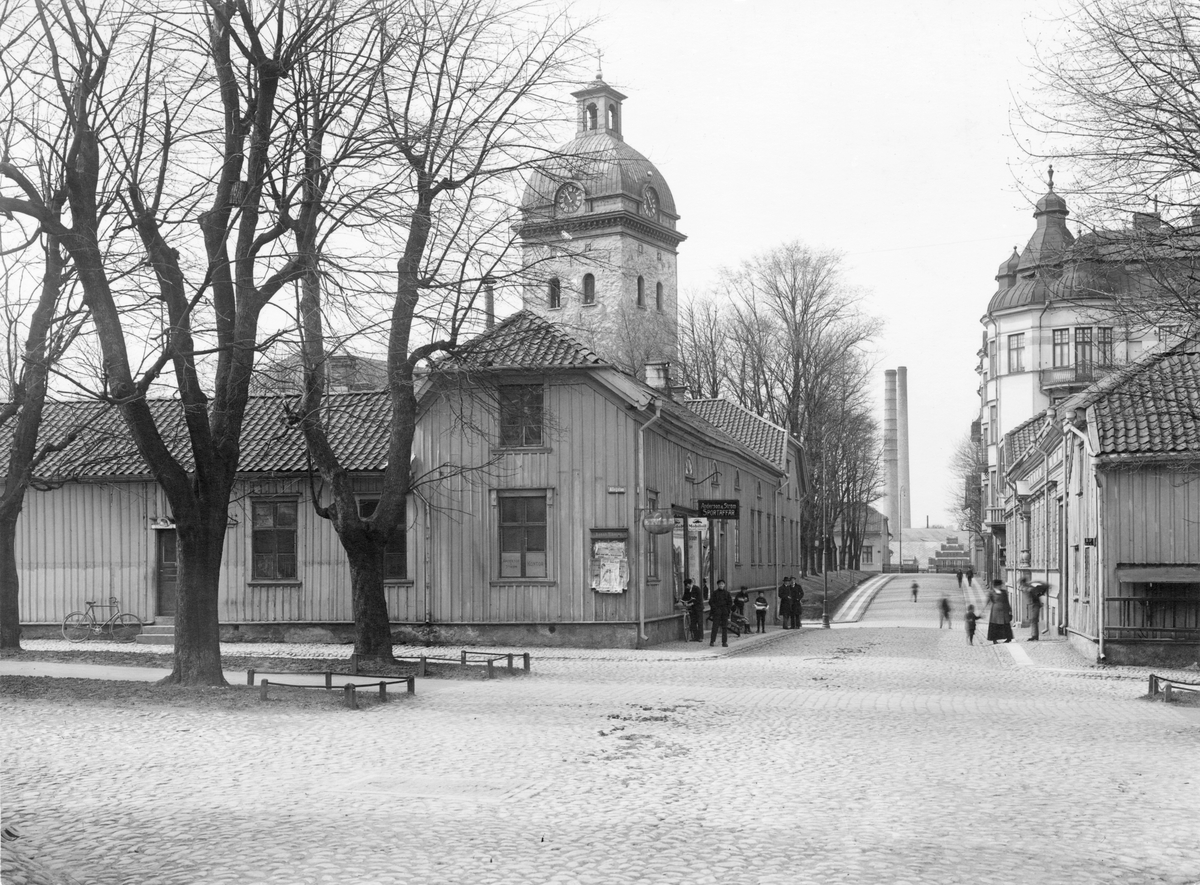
141,624,175,635
135,633,174,646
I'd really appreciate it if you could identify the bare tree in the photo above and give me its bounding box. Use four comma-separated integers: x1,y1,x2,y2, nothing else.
1020,0,1200,333
0,0,401,684
0,192,88,649
287,0,592,659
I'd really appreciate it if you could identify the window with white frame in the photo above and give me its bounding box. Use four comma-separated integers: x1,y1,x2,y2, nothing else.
1097,327,1114,366
1052,329,1069,367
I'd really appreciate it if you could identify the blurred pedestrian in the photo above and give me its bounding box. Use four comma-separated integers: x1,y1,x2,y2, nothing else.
955,570,963,588
938,595,952,628
683,579,704,641
986,579,1013,644
911,581,919,603
964,604,980,644
1026,580,1048,641
966,567,975,588
754,591,769,633
709,580,733,647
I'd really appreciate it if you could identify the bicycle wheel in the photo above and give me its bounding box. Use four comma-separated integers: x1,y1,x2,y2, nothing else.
62,612,91,642
108,613,143,643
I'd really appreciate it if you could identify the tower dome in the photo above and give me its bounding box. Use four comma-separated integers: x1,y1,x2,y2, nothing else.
519,75,680,231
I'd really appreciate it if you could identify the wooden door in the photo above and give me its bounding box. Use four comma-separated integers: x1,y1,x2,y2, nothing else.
156,529,178,616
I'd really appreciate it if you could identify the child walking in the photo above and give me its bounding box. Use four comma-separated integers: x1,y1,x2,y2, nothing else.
754,591,769,633
964,604,980,645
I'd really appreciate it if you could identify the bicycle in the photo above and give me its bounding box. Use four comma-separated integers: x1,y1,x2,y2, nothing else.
62,597,144,643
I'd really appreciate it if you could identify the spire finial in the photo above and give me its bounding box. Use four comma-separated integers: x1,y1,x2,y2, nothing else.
596,49,603,81
1048,164,1055,190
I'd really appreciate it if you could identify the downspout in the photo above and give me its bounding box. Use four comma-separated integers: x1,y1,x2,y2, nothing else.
1059,432,1069,634
774,473,791,592
1065,419,1103,662
636,398,663,647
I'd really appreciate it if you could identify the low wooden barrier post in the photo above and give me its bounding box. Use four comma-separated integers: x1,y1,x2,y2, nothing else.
1164,681,1174,702
507,654,514,672
461,650,468,665
343,684,357,709
523,653,531,672
419,656,427,677
486,658,495,680
247,668,256,687
259,678,269,701
378,681,388,702
407,676,415,694
325,671,333,690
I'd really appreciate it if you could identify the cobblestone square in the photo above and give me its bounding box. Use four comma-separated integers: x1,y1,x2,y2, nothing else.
3,576,1199,884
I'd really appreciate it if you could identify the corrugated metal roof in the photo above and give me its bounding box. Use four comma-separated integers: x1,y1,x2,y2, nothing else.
685,398,790,469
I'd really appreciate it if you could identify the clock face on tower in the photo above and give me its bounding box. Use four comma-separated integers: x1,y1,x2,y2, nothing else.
642,186,659,219
555,183,583,215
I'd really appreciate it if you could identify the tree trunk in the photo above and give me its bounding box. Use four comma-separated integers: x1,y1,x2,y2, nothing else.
160,514,228,686
0,514,22,650
343,533,395,660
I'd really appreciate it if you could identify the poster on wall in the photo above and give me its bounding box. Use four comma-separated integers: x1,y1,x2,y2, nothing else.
590,537,629,594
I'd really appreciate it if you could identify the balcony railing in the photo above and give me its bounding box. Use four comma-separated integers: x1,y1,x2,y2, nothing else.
1039,363,1108,390
984,506,1006,527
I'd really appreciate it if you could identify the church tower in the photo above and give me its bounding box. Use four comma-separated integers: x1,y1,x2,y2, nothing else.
518,75,686,375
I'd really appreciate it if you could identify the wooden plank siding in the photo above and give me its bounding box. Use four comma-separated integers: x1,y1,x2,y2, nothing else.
15,480,156,624
1103,468,1200,565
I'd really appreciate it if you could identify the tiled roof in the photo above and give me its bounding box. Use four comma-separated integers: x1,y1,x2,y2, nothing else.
1004,411,1051,462
1077,341,1200,458
685,398,791,468
450,311,605,370
3,392,394,480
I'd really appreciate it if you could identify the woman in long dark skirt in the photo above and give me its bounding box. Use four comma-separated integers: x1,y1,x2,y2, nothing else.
986,579,1013,643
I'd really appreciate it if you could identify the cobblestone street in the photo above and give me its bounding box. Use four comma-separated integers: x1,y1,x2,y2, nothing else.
3,574,1199,884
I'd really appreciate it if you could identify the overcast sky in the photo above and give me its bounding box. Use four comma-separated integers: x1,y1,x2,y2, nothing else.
569,0,1071,529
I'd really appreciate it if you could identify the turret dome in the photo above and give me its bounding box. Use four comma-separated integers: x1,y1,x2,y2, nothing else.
519,76,679,231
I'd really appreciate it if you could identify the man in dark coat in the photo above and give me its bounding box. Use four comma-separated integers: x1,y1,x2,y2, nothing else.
778,577,792,628
1026,580,1048,641
789,579,805,629
709,579,733,647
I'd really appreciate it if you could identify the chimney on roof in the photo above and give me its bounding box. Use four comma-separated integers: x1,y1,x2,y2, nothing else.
484,276,495,330
645,361,671,391
1132,211,1162,230
669,383,688,400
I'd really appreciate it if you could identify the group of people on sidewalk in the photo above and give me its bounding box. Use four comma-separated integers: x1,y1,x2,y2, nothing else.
679,575,806,647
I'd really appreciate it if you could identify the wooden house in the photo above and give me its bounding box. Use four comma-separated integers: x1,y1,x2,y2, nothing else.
10,312,808,648
1002,339,1200,665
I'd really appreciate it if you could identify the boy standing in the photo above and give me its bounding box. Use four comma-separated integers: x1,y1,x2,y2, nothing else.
754,592,769,633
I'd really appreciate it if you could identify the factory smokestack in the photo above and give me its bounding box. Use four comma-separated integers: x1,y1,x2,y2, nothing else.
883,370,899,536
897,365,911,530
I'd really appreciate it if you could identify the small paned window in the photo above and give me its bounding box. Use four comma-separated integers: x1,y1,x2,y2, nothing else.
734,470,741,490
1097,327,1114,366
582,274,596,305
637,276,645,308
734,523,742,566
498,493,547,578
655,282,664,311
548,278,561,310
1052,329,1069,367
252,500,298,580
498,384,544,447
1075,327,1094,369
358,498,408,580
863,545,873,564
988,339,998,378
710,460,719,487
1007,333,1025,373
